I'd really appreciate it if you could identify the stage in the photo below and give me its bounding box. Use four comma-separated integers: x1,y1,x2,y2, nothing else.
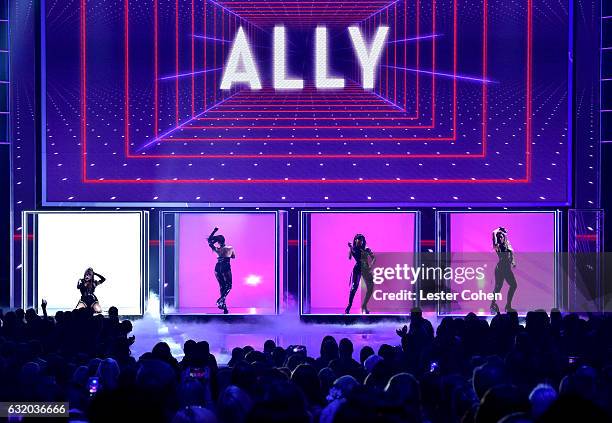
132,312,409,365
130,296,484,365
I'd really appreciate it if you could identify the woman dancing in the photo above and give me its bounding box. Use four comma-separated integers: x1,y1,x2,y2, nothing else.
345,234,376,315
490,227,518,314
76,268,106,313
208,228,236,314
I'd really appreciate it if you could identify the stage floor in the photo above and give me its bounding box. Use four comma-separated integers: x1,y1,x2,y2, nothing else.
131,307,437,365
131,318,402,365
128,297,505,364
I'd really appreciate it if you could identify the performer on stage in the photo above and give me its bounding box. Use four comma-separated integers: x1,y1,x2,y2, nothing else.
76,267,106,313
345,234,376,315
208,228,235,314
490,227,517,314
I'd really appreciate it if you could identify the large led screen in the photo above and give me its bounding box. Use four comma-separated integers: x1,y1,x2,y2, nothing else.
44,0,570,204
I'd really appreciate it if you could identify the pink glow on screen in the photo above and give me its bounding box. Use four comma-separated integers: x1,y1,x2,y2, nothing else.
307,212,416,314
279,212,286,311
178,213,277,314
449,212,556,314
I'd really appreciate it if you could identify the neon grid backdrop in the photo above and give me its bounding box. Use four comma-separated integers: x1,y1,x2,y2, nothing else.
42,0,570,204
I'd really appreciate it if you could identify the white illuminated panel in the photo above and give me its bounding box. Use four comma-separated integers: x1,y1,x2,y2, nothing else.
35,212,143,315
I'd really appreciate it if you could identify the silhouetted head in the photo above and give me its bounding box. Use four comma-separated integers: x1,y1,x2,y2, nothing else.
385,373,421,407
473,361,508,399
264,339,276,354
328,375,359,402
152,342,172,361
272,347,286,367
183,340,197,357
15,309,24,321
196,341,210,358
97,358,120,391
364,355,383,374
218,385,253,423
228,347,245,368
25,308,38,323
177,378,207,409
213,235,226,247
320,336,339,362
119,320,132,335
529,383,557,419
353,234,366,249
338,338,354,359
360,346,375,364
291,364,322,406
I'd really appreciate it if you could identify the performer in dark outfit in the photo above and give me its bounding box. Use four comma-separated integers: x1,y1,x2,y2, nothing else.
490,227,518,314
345,234,376,315
76,268,106,313
208,228,235,314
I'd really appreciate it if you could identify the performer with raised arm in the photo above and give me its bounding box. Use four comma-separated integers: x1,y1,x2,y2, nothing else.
76,267,106,313
490,227,518,314
208,228,236,314
345,234,376,315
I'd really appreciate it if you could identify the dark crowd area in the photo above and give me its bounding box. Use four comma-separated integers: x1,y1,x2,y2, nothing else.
0,304,611,423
